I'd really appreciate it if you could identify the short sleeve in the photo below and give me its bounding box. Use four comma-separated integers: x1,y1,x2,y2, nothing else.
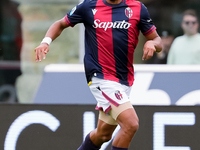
138,2,156,36
65,0,85,27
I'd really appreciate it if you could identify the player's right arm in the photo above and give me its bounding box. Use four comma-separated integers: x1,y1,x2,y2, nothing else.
34,17,69,62
35,0,85,62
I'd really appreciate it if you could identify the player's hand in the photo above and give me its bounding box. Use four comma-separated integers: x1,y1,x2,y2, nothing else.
142,40,156,60
34,43,49,62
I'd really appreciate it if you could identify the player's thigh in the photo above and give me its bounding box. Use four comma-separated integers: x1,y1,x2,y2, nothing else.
90,119,117,145
116,107,139,130
97,113,117,135
99,110,118,126
110,102,133,120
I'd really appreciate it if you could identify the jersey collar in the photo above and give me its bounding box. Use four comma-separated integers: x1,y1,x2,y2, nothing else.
103,0,124,7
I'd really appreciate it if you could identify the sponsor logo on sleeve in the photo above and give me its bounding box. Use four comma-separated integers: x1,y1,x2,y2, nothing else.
147,19,152,22
70,6,76,16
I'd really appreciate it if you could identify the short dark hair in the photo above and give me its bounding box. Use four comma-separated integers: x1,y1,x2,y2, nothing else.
183,9,198,20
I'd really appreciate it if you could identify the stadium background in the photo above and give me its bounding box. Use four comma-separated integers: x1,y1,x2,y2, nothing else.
1,0,200,150
1,0,199,103
1,105,200,150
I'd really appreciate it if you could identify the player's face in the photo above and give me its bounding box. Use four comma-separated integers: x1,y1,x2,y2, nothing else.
182,15,199,36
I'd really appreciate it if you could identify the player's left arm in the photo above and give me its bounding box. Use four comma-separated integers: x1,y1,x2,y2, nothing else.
139,2,163,60
35,1,85,62
142,30,163,60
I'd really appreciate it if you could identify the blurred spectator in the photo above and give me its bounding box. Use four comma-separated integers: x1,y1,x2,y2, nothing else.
0,0,22,102
167,9,200,64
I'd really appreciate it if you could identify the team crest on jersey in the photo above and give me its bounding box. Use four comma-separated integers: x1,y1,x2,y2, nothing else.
115,90,123,100
125,7,133,18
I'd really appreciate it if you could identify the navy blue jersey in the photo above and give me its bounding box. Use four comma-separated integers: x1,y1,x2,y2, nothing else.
65,0,156,86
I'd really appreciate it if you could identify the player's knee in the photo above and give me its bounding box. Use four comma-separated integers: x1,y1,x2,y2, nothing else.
97,132,112,143
101,134,112,143
130,120,139,134
123,119,139,136
132,120,139,133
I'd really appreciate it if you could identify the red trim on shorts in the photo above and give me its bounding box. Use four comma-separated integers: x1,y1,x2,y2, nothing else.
102,91,119,107
95,105,111,114
105,105,111,114
95,106,103,111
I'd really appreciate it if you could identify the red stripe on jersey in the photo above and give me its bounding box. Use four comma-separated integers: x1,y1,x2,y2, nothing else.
94,0,119,82
65,16,74,27
126,1,141,86
143,25,156,35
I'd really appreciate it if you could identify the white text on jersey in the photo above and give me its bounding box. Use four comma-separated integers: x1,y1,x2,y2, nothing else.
93,19,131,31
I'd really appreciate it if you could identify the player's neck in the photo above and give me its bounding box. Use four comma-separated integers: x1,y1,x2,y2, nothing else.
106,0,122,4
